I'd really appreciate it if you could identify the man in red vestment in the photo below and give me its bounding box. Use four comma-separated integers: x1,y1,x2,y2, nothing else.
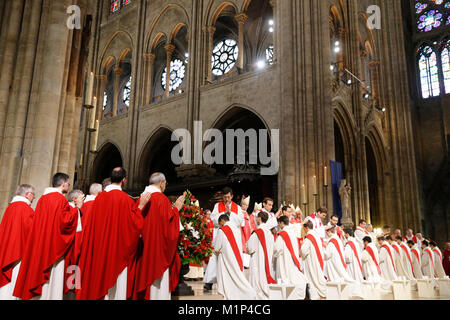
0,184,35,300
14,173,81,300
76,168,149,300
132,172,184,300
240,196,252,253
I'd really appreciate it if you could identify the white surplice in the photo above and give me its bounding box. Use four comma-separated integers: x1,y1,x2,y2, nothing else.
273,225,308,300
214,222,257,300
361,243,383,282
247,223,274,300
300,230,326,299
432,247,446,279
397,243,416,281
379,242,398,281
421,247,435,278
354,227,369,250
324,235,353,282
344,237,364,282
410,246,424,279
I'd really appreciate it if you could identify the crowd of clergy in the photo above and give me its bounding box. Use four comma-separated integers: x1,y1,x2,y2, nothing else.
0,169,449,300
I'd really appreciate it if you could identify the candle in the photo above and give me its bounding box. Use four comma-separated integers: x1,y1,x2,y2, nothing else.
313,176,318,195
301,184,307,204
324,166,328,186
89,96,97,129
79,153,83,167
92,120,99,151
85,71,94,106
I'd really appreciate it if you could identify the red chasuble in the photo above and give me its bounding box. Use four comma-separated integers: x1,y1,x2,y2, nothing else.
76,190,144,300
13,192,78,300
221,225,243,271
131,192,181,300
278,231,302,272
0,202,34,288
255,229,276,284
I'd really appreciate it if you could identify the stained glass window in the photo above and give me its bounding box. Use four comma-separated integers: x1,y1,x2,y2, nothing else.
266,45,274,65
122,0,132,6
161,59,186,92
123,77,131,106
212,39,239,76
103,91,108,111
111,0,120,13
417,10,443,31
415,0,450,31
418,46,441,98
442,41,450,93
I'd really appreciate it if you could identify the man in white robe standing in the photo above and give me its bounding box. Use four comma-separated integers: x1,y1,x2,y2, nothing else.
205,187,244,291
301,220,326,299
430,241,446,279
421,240,435,278
304,207,327,239
394,236,416,281
378,236,398,281
214,214,257,300
361,237,383,282
247,211,275,300
354,220,369,250
255,198,280,232
343,229,364,282
273,216,308,300
407,240,423,279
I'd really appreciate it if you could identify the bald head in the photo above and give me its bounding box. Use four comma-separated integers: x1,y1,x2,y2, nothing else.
89,183,102,196
111,167,126,185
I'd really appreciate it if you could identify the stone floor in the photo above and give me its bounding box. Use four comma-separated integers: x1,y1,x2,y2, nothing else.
173,279,450,301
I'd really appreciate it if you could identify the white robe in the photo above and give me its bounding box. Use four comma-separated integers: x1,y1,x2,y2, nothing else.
30,256,65,300
301,230,326,298
391,243,404,277
104,267,128,300
247,223,275,300
379,242,398,281
432,248,446,279
396,243,416,281
422,247,435,278
273,225,308,300
361,243,382,282
324,235,353,282
255,209,278,231
0,261,21,300
304,214,325,239
344,237,364,282
214,222,257,300
207,202,245,284
410,247,424,279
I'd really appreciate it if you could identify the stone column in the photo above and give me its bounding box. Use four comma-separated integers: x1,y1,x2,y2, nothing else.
235,13,248,70
113,67,122,116
144,53,155,105
96,74,107,120
368,60,380,105
205,26,215,82
164,44,175,98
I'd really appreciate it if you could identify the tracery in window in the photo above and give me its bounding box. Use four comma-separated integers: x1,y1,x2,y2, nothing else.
441,40,450,93
123,77,131,106
161,59,186,92
211,39,239,76
418,45,441,98
266,45,274,65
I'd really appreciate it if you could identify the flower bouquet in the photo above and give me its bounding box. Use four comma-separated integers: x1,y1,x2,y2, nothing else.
178,190,213,265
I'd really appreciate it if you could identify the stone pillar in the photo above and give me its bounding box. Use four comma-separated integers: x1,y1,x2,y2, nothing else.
144,53,155,105
113,67,122,116
368,60,380,105
0,0,24,153
164,44,175,98
205,26,215,82
235,13,248,70
96,74,107,120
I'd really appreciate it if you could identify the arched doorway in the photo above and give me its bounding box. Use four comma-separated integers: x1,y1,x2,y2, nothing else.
365,137,380,226
92,143,123,183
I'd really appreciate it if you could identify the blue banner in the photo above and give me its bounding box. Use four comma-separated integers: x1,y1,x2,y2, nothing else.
330,161,343,223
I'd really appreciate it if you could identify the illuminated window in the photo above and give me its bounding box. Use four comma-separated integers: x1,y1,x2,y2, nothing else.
418,45,440,98
442,40,450,93
211,39,239,76
123,77,131,106
161,59,186,92
266,45,274,65
103,91,108,111
111,0,120,13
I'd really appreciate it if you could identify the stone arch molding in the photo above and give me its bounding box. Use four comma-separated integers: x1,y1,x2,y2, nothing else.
90,140,124,181
146,4,190,53
205,0,241,26
99,30,134,74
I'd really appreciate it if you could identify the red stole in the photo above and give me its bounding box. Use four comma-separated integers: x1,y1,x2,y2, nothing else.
330,238,347,269
336,226,343,239
218,202,239,214
278,231,302,272
309,214,322,228
403,235,418,243
392,243,401,256
366,245,381,275
347,240,362,271
221,225,243,271
306,234,324,271
425,248,434,268
382,244,396,272
433,248,442,261
412,248,421,265
400,244,414,272
255,229,276,284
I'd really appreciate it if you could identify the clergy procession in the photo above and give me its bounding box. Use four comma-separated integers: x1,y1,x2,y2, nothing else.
0,170,449,301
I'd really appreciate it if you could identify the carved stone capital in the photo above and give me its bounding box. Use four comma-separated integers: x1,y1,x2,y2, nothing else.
235,13,249,25
144,53,156,63
164,43,176,55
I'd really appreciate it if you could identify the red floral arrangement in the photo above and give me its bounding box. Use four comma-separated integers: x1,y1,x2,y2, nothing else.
178,190,213,265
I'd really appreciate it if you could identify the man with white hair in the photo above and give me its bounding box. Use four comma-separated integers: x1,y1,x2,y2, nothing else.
403,229,418,244
82,183,102,219
132,172,184,300
0,185,35,300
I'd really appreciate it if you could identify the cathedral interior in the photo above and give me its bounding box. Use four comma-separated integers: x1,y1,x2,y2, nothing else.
0,0,448,246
